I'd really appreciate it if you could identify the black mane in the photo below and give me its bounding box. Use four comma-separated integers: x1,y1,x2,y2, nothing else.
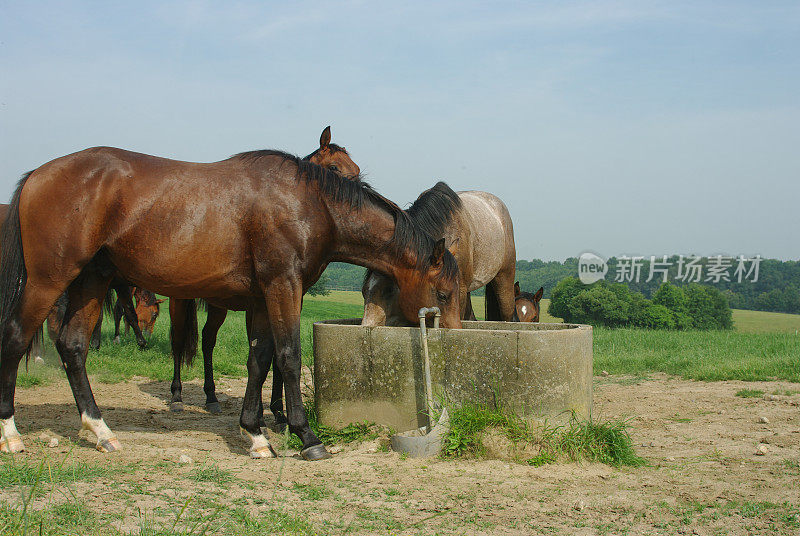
301,143,348,161
406,182,462,239
230,150,458,281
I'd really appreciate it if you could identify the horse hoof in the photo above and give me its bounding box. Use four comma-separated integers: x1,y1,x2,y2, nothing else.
301,444,331,461
96,437,122,453
0,436,26,453
250,445,277,459
170,402,184,412
205,402,222,414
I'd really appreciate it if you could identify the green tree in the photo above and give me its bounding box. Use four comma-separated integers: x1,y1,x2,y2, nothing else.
307,273,330,296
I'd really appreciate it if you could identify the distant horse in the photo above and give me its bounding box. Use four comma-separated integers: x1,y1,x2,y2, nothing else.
118,288,165,338
0,145,460,461
362,184,517,325
167,126,362,418
514,282,543,322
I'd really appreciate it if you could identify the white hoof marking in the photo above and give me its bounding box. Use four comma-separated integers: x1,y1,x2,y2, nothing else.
240,427,276,458
81,413,120,452
0,417,25,453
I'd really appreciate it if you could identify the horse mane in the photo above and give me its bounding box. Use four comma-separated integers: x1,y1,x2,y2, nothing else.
301,143,349,161
406,182,462,239
230,150,458,281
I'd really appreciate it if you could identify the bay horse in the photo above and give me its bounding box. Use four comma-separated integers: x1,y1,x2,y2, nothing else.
514,282,543,322
0,146,461,461
362,184,517,325
167,126,361,417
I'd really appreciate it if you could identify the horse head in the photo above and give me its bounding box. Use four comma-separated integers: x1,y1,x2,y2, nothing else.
306,126,361,180
514,282,543,322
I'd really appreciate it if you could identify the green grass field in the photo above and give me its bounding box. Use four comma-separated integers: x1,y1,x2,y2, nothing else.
17,290,800,389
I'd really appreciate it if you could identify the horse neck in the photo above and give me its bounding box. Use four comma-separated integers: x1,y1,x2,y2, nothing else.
327,200,416,279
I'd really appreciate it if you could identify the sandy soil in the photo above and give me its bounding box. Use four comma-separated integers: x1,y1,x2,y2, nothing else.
3,373,799,535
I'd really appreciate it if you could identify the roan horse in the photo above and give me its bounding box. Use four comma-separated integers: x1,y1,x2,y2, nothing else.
0,146,461,461
514,282,543,322
167,126,361,418
362,183,517,325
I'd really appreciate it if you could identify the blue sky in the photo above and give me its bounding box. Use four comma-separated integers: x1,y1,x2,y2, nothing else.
1,1,798,261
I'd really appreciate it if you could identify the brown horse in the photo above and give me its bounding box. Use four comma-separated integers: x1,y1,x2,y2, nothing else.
0,146,460,461
362,184,517,325
167,126,361,417
514,282,543,322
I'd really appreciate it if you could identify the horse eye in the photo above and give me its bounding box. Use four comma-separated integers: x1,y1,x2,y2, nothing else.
436,291,448,302
329,165,339,172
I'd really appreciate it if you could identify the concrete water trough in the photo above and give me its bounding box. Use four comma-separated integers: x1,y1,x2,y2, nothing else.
313,320,593,432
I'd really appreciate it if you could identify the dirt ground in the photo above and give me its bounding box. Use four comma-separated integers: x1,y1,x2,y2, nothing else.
3,373,799,535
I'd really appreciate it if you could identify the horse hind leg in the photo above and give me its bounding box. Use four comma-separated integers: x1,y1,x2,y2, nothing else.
485,266,517,322
201,305,226,414
56,266,121,452
1,285,65,453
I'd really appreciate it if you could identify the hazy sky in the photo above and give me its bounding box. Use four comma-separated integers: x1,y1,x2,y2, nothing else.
1,1,798,261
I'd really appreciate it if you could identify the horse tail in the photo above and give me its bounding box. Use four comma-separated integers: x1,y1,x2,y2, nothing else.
170,299,198,368
103,287,115,318
485,283,501,321
0,171,33,350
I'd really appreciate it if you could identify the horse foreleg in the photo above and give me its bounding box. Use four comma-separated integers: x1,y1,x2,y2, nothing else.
486,266,517,322
201,305,227,414
116,285,147,349
239,305,276,458
463,291,477,321
168,299,189,412
56,269,121,453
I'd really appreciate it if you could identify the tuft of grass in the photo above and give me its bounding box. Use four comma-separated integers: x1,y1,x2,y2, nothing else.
735,388,765,398
442,401,645,467
288,401,378,449
552,419,647,467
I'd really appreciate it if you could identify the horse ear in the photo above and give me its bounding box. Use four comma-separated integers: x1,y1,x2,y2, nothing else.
514,281,520,296
320,126,331,148
534,287,544,301
447,237,460,253
430,238,446,267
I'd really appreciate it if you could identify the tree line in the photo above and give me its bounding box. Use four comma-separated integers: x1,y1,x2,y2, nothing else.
314,258,800,315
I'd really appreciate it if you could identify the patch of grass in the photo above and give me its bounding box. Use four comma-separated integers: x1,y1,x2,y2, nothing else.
736,388,765,398
188,464,234,487
772,388,800,396
292,482,331,501
228,506,316,535
0,454,122,487
442,401,645,467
